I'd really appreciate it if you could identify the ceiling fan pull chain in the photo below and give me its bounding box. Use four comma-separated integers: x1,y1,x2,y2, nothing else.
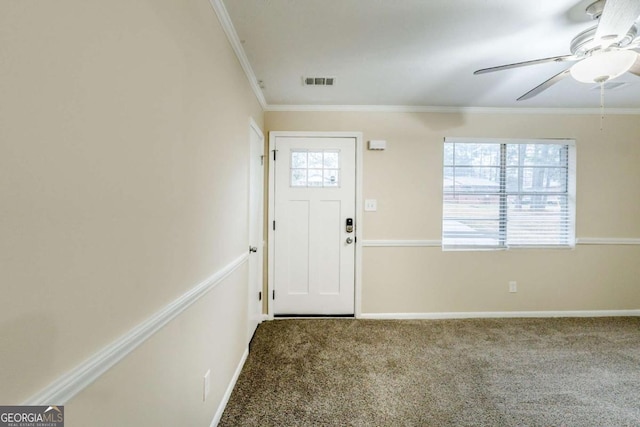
600,81,605,131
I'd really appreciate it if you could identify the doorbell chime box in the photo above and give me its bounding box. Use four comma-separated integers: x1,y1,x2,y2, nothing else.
368,140,386,150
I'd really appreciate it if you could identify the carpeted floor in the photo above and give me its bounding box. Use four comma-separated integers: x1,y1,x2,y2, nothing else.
219,317,640,426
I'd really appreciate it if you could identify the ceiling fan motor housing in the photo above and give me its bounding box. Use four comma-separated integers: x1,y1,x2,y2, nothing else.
570,24,637,56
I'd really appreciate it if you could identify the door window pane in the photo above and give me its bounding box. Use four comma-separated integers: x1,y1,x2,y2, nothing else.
308,152,324,169
290,150,341,188
324,152,339,168
291,169,307,187
324,169,339,187
291,151,308,168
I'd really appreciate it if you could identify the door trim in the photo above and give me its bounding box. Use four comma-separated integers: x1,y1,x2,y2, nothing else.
248,117,264,340
267,131,363,319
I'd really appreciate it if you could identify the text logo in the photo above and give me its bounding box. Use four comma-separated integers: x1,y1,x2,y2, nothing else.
0,406,64,427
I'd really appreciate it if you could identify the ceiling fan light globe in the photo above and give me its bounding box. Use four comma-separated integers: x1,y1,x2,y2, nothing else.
570,49,637,83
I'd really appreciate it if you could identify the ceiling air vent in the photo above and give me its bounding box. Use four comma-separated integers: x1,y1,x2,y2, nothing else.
303,76,336,86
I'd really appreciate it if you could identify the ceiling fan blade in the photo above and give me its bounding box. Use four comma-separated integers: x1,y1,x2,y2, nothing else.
517,69,572,101
474,55,578,75
594,0,640,47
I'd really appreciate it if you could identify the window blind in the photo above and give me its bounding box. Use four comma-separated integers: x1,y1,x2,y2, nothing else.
442,138,576,250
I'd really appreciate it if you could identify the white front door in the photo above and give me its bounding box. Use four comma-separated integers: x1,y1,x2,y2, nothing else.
248,120,264,339
272,136,356,315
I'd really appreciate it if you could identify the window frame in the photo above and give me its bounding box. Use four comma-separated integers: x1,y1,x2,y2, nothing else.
442,137,576,251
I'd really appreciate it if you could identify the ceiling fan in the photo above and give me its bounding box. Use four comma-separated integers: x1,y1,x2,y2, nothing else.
474,0,640,100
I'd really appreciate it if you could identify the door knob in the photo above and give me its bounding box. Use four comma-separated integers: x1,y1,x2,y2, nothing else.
346,237,353,244
249,246,258,253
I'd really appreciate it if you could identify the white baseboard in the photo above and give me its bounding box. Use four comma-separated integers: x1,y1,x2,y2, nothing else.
210,348,249,427
360,309,640,320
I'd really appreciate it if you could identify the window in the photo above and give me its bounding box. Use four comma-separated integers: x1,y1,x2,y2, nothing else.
290,150,340,188
442,138,576,250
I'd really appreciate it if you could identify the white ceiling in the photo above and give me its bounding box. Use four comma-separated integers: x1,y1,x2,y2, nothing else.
221,0,640,109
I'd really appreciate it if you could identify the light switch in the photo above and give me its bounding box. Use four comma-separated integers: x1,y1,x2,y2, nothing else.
364,199,377,212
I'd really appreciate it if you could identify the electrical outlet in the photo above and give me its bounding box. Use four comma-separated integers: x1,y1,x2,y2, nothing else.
203,370,211,401
509,281,517,293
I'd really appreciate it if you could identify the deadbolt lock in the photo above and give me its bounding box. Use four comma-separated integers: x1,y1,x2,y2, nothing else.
346,218,354,233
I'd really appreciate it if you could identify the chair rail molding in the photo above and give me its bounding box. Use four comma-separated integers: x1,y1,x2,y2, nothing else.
23,253,249,405
362,238,640,247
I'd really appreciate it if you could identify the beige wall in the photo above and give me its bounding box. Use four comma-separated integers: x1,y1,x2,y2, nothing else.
265,111,640,313
1,0,262,424
2,0,639,421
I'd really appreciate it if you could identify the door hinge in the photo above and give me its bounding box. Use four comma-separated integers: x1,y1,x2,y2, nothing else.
272,290,275,300
260,155,264,166
272,220,276,231
258,291,262,301
272,149,278,161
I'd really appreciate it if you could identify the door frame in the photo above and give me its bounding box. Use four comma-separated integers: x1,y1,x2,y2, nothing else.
267,131,363,319
248,117,266,338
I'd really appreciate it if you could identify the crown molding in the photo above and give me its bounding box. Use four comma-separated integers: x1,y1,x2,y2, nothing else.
209,0,267,109
265,104,640,115
207,1,640,116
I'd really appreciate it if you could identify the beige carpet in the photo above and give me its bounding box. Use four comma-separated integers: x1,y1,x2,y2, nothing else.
219,317,640,426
